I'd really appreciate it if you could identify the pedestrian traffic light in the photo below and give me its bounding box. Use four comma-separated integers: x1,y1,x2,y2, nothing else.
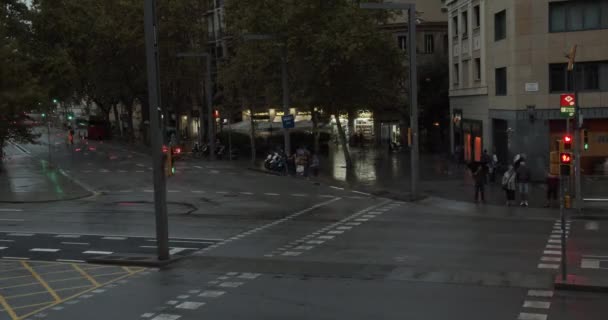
560,152,572,164
563,135,572,150
583,129,589,150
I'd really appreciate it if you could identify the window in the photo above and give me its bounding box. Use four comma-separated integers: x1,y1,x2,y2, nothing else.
397,35,407,51
474,58,481,81
424,34,434,54
452,16,459,37
549,62,604,92
495,67,507,95
550,1,607,32
453,63,460,84
474,5,481,28
443,34,449,54
462,11,469,37
462,60,470,85
495,10,506,41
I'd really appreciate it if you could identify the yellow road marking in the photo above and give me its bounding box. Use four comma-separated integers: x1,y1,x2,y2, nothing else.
4,284,94,299
0,295,19,320
21,261,61,302
17,270,143,320
0,267,76,281
0,301,53,311
71,264,100,287
122,266,132,274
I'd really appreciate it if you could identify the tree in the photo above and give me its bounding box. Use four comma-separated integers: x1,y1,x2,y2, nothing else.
0,0,42,157
223,0,404,167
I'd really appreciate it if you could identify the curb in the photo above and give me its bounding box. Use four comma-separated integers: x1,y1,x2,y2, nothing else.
554,276,608,293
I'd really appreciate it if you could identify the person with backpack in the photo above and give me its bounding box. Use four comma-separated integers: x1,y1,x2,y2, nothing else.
502,165,517,206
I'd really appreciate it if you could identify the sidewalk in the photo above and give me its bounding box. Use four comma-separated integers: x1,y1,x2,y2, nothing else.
0,143,92,203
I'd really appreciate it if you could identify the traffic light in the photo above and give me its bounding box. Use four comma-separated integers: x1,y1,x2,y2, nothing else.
52,98,58,104
583,129,589,150
560,152,572,176
67,112,74,120
563,135,572,150
560,152,572,164
213,110,220,119
41,113,46,118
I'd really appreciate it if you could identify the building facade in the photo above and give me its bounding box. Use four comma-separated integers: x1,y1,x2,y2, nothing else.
447,0,608,177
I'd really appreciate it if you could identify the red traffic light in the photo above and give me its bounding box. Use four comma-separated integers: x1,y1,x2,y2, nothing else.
560,152,572,164
213,110,220,119
564,135,572,150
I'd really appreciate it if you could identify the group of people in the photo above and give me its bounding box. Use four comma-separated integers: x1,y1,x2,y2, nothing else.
471,150,532,207
284,146,320,178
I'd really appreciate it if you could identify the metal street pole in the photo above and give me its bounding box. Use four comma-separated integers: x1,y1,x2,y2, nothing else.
408,5,419,200
574,77,582,211
281,46,291,154
144,0,169,261
360,2,419,200
205,55,216,161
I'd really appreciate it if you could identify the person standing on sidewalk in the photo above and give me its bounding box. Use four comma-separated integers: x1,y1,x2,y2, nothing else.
473,164,485,203
516,160,531,206
502,165,517,206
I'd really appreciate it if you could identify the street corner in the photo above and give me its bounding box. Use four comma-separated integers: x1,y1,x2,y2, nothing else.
0,260,145,320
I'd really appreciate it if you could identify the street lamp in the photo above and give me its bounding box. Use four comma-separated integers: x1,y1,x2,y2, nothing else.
242,33,292,154
176,52,216,161
360,2,420,200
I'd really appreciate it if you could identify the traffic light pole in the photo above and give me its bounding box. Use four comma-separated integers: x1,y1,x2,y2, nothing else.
574,78,582,211
144,0,170,261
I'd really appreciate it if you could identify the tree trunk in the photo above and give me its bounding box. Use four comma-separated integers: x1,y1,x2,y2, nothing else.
312,108,320,154
334,113,352,168
347,109,356,146
127,103,135,142
112,104,123,137
249,107,256,165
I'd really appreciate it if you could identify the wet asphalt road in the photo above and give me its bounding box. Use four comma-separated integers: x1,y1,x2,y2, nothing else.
0,131,607,320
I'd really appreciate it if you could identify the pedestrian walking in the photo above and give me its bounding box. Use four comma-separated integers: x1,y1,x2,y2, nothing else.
516,160,531,206
502,165,517,206
473,163,485,203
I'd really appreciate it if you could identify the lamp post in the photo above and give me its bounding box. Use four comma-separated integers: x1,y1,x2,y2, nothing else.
360,2,419,199
242,34,291,154
177,52,216,161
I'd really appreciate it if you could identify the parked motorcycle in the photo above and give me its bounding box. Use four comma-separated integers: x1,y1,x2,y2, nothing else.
264,151,285,173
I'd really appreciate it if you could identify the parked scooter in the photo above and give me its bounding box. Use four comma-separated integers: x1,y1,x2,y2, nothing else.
264,151,285,173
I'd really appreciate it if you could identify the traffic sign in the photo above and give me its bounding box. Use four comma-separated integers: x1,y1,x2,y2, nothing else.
282,114,295,129
560,93,576,117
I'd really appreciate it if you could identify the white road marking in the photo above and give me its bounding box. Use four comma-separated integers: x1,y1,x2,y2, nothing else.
83,251,113,255
330,186,345,190
238,273,260,279
0,240,14,242
141,313,155,318
216,191,229,194
543,250,561,255
219,282,244,288
546,245,561,249
282,251,301,256
191,190,205,193
151,315,181,320
537,263,559,269
581,258,600,269
102,236,127,240
168,240,216,244
0,247,7,250
523,301,551,309
0,209,23,212
548,239,561,243
527,290,553,298
61,242,89,246
176,301,205,310
264,193,280,196
328,230,344,234
7,233,33,237
240,192,253,195
540,256,561,262
352,190,372,196
57,259,85,263
307,240,325,245
169,248,188,255
318,235,335,240
518,313,547,320
2,257,29,260
293,245,314,251
54,234,81,238
198,290,225,298
585,221,599,231
337,226,353,230
0,219,25,222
